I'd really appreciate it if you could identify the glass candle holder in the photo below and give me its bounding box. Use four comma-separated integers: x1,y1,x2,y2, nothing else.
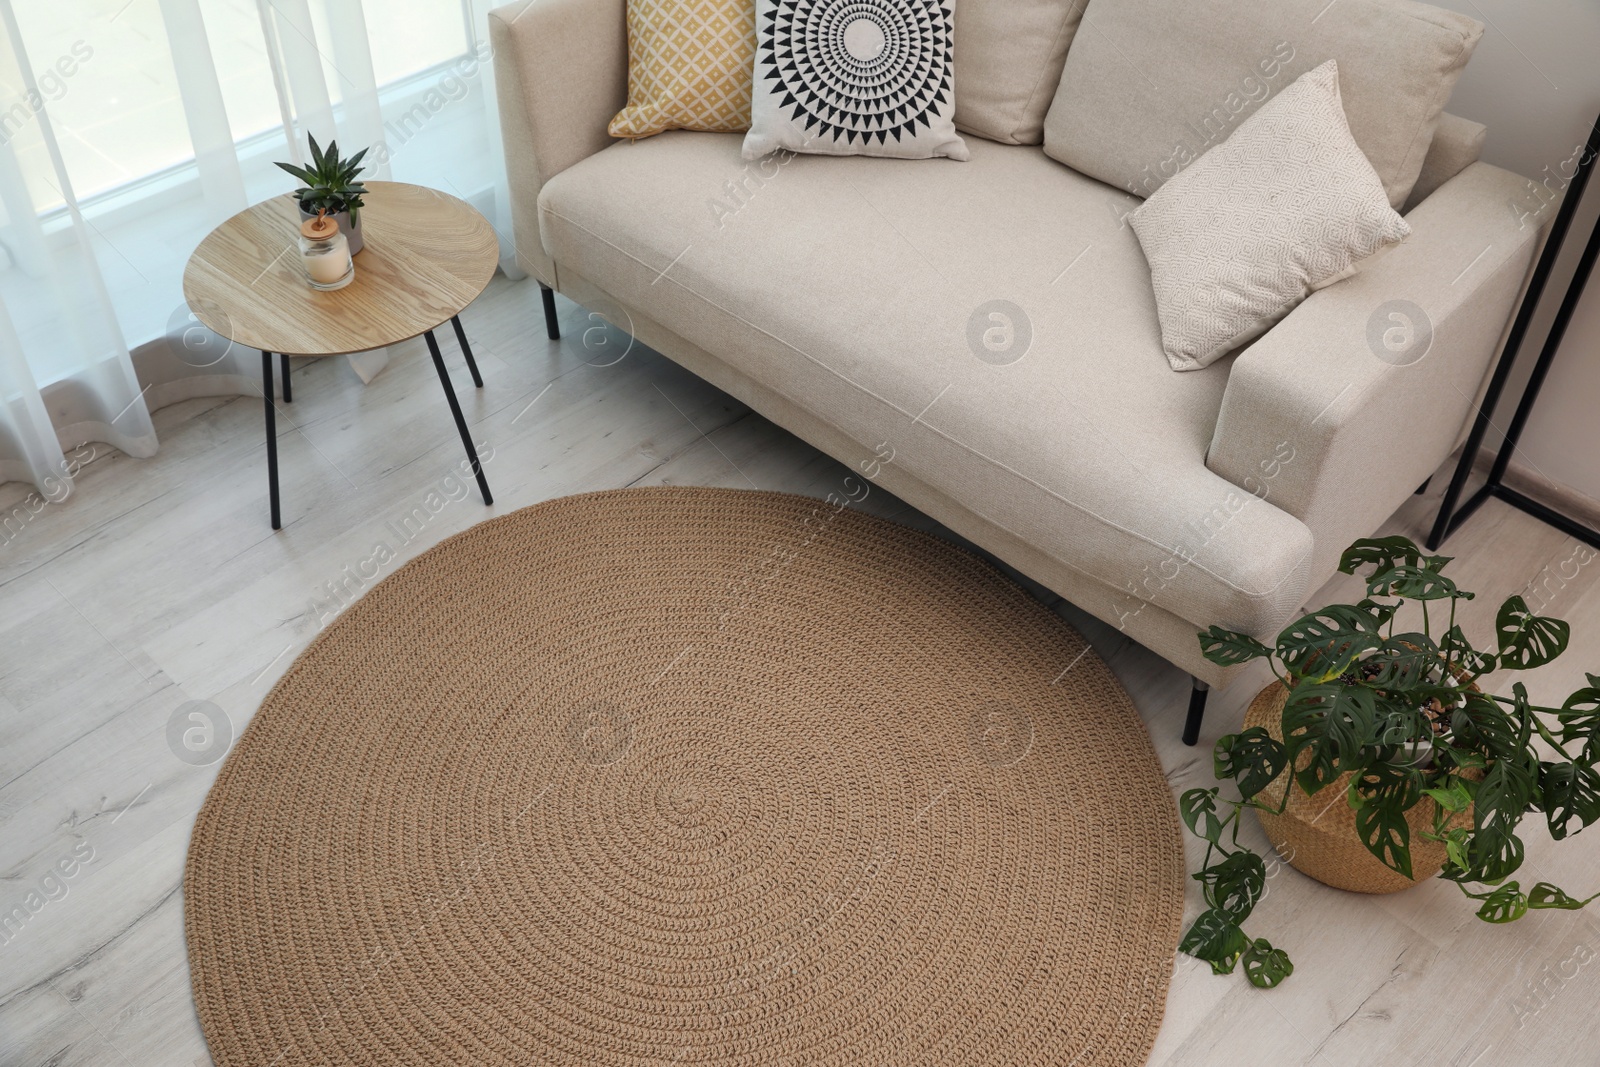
299,214,354,291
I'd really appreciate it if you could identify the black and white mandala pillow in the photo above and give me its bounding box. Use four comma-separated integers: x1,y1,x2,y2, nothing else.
741,0,969,161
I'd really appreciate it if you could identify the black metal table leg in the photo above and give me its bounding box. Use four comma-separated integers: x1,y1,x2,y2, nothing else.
450,314,483,387
539,283,560,340
279,351,292,403
262,350,281,529
424,329,492,506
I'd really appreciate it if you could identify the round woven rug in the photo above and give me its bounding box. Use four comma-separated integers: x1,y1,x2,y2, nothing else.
186,487,1183,1066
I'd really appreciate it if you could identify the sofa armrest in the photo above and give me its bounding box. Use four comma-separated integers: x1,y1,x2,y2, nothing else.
1207,161,1539,580
489,0,628,284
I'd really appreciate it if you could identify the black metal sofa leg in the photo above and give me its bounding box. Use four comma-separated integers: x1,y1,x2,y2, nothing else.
540,283,560,340
1182,680,1210,747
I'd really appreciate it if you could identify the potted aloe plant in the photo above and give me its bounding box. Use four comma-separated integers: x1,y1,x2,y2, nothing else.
1180,535,1600,988
275,134,369,253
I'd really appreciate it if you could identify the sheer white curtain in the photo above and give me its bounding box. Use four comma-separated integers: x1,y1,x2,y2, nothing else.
0,0,506,499
0,1,156,492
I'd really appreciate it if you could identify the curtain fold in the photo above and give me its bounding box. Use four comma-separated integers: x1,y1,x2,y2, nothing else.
158,0,248,228
0,0,155,500
0,0,496,498
465,0,519,277
0,297,66,492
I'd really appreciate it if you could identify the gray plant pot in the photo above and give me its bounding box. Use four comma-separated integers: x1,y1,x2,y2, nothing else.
298,204,363,255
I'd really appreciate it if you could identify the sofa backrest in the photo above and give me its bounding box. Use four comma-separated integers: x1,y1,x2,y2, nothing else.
1403,111,1488,212
1040,0,1483,211
953,0,1088,146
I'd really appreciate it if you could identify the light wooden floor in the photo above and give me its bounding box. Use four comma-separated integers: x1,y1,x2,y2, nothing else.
3,273,1598,1066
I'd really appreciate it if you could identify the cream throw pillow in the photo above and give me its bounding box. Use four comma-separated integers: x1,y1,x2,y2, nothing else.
609,0,757,139
741,0,969,161
954,0,1087,145
1128,61,1410,372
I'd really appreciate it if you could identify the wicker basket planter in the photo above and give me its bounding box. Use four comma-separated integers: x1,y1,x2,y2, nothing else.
1244,682,1476,895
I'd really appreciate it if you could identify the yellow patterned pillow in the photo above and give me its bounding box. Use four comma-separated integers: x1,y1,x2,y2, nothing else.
609,0,757,138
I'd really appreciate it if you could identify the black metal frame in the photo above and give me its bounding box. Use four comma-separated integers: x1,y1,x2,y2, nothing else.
259,314,491,529
540,283,560,340
1182,681,1209,747
1427,115,1600,552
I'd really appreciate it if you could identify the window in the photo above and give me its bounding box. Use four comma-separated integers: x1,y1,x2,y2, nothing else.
7,0,471,208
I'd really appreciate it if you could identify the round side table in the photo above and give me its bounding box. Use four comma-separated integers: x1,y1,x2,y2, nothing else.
182,181,500,529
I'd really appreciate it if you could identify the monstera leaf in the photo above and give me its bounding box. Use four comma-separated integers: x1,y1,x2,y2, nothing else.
1193,851,1267,922
1355,802,1413,879
1241,938,1294,989
1362,632,1448,691
1556,675,1600,747
1452,691,1526,759
1440,624,1497,678
1495,596,1570,671
1465,756,1536,883
1473,883,1530,923
1198,626,1273,667
1538,760,1600,841
1179,909,1248,975
1275,603,1393,680
1364,564,1462,601
1338,536,1429,575
1281,681,1380,792
1351,764,1422,878
1528,882,1600,910
1215,728,1288,801
1179,788,1224,844
1372,701,1436,750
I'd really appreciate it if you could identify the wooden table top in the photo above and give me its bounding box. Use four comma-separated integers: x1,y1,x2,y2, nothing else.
182,181,500,357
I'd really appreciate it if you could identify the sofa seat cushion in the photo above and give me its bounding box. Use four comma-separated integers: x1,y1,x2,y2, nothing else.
537,132,1314,634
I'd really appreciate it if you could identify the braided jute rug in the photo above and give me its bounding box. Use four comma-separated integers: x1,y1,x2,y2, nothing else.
185,486,1184,1066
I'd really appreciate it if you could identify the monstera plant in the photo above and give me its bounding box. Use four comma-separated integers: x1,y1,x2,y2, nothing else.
1179,535,1600,987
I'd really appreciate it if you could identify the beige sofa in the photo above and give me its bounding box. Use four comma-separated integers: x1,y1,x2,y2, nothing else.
488,0,1539,742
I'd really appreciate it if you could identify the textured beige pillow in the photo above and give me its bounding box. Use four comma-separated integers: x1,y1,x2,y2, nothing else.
953,0,1087,145
1042,0,1482,210
1128,61,1411,372
609,0,757,139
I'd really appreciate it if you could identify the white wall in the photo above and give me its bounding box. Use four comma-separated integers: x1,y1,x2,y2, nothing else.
1431,0,1600,502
